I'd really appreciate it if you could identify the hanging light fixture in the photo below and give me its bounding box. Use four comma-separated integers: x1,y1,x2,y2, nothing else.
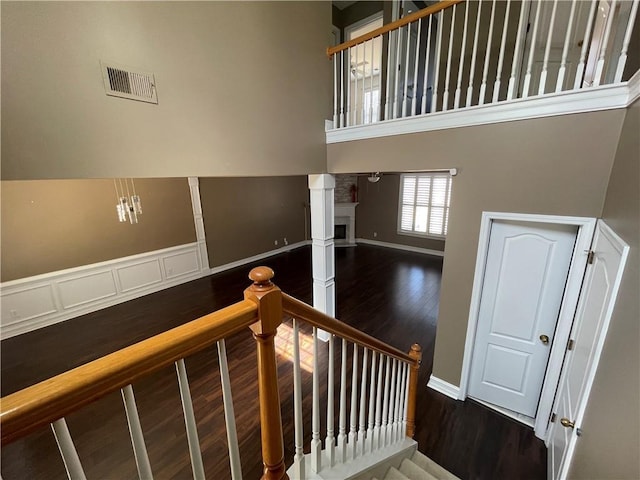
114,178,143,224
367,172,381,183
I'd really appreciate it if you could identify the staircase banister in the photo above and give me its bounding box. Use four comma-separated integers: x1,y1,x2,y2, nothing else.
0,300,259,446
327,0,464,58
282,293,417,366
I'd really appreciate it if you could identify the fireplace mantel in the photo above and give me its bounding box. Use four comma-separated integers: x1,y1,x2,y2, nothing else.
335,202,358,246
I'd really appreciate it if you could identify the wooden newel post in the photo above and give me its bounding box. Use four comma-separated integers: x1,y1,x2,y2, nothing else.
244,267,289,480
406,343,422,438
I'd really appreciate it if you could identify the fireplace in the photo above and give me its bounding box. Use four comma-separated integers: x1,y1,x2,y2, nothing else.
334,202,358,246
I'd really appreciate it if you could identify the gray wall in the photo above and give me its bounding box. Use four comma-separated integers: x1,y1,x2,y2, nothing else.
327,108,625,385
570,101,639,480
1,179,196,281
355,174,445,252
199,176,309,267
1,1,331,179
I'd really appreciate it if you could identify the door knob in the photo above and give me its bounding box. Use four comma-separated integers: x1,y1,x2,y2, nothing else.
560,417,575,429
539,334,550,345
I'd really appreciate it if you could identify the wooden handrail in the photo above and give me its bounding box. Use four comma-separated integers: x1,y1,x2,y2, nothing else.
282,293,417,366
327,0,464,58
0,300,259,446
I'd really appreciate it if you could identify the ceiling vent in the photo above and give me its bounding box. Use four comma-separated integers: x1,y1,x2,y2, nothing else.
101,61,158,104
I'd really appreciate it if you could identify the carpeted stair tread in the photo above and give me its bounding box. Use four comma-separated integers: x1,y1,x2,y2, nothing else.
410,451,460,480
384,466,411,480
399,458,438,480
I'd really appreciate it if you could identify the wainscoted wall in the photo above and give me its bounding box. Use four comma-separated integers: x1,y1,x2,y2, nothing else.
355,174,446,253
1,178,196,282
1,243,206,339
199,176,310,267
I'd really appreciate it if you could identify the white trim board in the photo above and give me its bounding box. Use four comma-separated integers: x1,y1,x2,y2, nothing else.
356,238,444,257
209,241,312,275
427,375,461,400
1,243,208,340
326,81,633,143
458,212,596,440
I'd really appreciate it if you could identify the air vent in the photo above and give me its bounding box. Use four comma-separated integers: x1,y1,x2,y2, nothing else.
101,61,158,104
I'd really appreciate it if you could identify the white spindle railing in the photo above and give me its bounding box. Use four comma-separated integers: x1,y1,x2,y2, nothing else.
51,418,87,480
292,320,306,479
175,358,206,479
216,340,242,480
121,384,154,480
329,0,639,129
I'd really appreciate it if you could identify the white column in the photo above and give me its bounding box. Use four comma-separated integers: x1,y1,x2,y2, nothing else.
188,177,210,272
308,174,335,342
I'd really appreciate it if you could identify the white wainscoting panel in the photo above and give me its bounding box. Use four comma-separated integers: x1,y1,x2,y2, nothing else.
0,243,207,340
58,270,118,309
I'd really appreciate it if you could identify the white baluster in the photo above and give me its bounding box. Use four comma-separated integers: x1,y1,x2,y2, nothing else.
479,0,497,105
556,0,578,93
432,9,446,112
574,0,599,89
594,0,619,87
340,51,345,128
349,344,359,459
393,27,403,118
507,0,529,100
386,359,397,446
333,54,338,128
401,363,410,437
394,359,404,443
466,0,483,106
347,47,352,126
402,24,412,117
523,0,543,98
614,0,639,82
454,1,470,109
292,321,306,479
325,334,336,467
421,16,433,114
311,327,322,472
538,0,559,95
216,341,242,480
175,359,205,480
493,0,512,103
51,418,87,480
362,41,367,122
380,354,391,448
385,31,394,120
370,37,376,122
442,4,457,111
353,44,359,125
373,354,385,451
358,348,369,456
396,363,407,442
337,339,348,463
411,19,422,116
366,351,377,453
121,385,154,480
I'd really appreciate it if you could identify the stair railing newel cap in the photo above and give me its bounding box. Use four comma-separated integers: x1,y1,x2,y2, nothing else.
410,343,422,366
245,267,283,335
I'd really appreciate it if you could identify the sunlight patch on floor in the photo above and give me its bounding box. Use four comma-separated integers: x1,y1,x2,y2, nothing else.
275,322,314,373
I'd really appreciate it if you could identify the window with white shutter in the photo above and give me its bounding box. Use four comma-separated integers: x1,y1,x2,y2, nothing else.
398,173,452,238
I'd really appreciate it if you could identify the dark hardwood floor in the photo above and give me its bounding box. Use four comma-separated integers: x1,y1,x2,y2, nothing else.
1,245,546,480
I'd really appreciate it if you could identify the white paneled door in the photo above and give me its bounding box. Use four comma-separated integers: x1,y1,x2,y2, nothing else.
548,220,629,480
468,220,578,417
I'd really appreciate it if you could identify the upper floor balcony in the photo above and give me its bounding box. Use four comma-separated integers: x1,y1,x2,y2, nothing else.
326,0,639,144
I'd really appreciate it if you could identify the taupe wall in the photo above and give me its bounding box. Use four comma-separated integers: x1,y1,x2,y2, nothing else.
1,179,196,282
1,1,331,179
199,176,309,267
355,174,445,252
327,109,625,384
570,101,640,480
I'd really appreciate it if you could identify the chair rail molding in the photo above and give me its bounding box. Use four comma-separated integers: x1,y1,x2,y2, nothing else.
0,243,208,340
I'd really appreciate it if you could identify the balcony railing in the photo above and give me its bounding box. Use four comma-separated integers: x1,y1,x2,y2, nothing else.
328,0,639,129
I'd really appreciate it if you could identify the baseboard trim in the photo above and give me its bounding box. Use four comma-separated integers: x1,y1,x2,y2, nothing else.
1,243,208,340
356,238,444,257
427,375,462,400
209,240,312,275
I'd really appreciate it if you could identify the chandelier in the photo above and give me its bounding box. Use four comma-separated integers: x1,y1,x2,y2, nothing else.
114,178,142,224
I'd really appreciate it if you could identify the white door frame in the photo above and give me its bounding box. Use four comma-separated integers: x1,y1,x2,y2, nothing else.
458,212,597,439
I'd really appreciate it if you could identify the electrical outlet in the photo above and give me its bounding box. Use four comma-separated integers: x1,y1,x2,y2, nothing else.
373,232,378,238
284,237,288,246
274,240,278,246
